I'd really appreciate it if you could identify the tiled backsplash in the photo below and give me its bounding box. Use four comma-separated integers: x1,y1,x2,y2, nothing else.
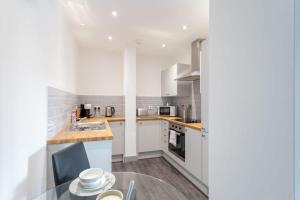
163,80,201,120
192,80,201,120
47,82,200,138
47,87,79,137
78,95,125,117
47,87,125,138
136,96,163,108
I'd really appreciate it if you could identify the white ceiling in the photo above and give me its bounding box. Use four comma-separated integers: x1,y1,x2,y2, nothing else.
62,0,209,56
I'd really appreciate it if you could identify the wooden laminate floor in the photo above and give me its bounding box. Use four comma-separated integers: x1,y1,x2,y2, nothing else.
112,157,208,200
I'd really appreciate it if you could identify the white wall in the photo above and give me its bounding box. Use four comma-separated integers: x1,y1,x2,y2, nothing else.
0,0,65,199
77,49,123,96
174,44,191,65
0,0,78,199
136,55,174,96
77,50,176,97
295,0,300,198
47,6,78,94
209,0,294,200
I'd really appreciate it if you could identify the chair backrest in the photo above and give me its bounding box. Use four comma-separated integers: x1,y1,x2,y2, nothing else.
52,142,90,186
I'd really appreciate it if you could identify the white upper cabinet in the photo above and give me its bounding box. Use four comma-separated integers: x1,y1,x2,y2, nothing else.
161,70,167,97
161,64,191,97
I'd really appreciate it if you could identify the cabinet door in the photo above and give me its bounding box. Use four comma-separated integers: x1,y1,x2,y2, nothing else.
185,128,203,181
109,121,125,155
160,120,169,153
161,69,167,96
202,131,208,186
168,64,178,96
138,120,161,153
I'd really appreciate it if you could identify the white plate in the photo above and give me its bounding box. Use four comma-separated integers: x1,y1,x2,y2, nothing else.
69,172,115,197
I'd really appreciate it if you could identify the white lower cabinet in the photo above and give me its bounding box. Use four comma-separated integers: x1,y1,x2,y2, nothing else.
185,128,203,181
137,120,161,153
161,120,169,153
185,127,208,187
109,121,125,156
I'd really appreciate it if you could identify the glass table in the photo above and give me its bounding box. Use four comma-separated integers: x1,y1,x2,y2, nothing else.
34,172,187,200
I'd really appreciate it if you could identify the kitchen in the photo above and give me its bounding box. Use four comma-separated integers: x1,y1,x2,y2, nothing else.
44,0,209,199
1,0,295,199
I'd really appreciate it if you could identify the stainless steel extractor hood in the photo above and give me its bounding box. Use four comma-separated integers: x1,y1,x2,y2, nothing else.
176,39,203,81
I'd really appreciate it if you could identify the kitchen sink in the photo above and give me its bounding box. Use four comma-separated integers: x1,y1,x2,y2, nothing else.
67,121,106,132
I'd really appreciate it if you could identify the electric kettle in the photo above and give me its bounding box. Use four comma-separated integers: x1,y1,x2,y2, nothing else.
105,106,115,117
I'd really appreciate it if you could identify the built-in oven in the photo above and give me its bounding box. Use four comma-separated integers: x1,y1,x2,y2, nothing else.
168,122,185,161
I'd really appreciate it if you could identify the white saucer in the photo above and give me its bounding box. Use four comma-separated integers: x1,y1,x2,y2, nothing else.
69,172,116,197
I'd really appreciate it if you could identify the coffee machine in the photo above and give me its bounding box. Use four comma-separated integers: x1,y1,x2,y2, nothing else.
80,104,92,118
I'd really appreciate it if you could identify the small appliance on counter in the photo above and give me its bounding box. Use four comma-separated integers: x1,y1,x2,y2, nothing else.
137,106,159,116
159,106,176,116
105,106,115,117
80,104,92,118
137,108,148,116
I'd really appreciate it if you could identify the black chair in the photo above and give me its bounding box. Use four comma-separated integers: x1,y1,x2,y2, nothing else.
52,142,90,186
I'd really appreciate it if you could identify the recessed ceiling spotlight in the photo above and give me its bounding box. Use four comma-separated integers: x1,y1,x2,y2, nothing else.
80,23,85,26
108,36,113,40
112,11,118,16
162,44,166,48
182,25,187,30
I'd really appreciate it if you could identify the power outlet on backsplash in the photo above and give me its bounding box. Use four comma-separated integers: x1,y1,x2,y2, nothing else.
93,106,101,117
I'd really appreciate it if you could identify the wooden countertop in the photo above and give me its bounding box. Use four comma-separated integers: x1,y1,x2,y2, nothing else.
137,116,203,130
47,119,113,145
47,116,203,145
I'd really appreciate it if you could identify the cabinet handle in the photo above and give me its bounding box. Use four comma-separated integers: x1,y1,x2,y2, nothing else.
202,131,208,137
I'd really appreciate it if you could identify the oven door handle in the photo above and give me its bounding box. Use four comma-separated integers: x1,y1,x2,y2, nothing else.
169,130,183,135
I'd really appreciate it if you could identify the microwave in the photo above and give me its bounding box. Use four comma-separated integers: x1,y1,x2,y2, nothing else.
159,106,176,116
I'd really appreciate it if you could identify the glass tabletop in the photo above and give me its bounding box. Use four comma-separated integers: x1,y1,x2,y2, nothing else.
33,172,187,200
